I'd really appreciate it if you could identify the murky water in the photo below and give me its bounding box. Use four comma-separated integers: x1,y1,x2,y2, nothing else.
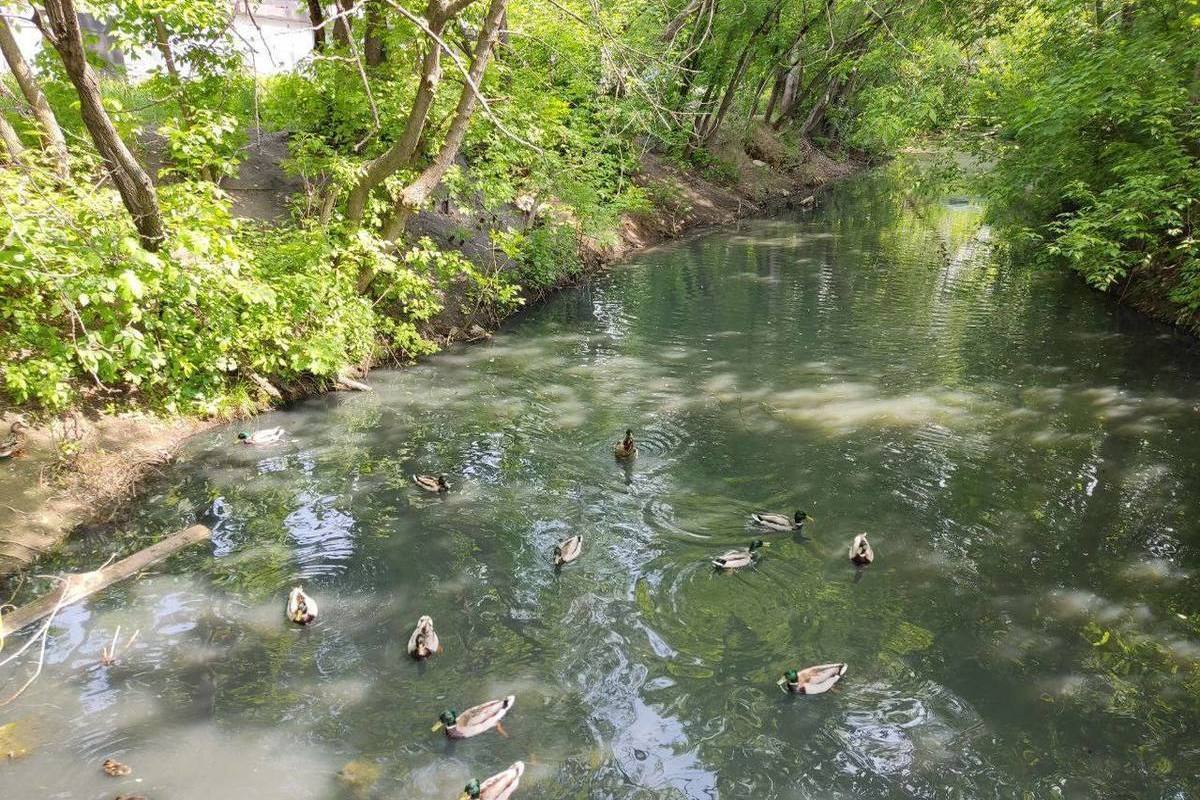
4,169,1200,799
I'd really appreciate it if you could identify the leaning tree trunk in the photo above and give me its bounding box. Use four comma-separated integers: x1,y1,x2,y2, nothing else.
0,90,25,165
345,0,482,225
378,0,507,244
35,0,164,250
332,0,352,47
307,0,327,50
0,15,69,177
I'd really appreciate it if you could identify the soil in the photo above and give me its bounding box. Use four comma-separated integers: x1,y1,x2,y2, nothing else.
0,128,857,578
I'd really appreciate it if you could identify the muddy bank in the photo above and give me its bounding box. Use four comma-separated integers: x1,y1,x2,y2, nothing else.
0,139,856,578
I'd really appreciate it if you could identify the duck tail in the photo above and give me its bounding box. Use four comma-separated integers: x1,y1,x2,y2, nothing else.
502,695,515,709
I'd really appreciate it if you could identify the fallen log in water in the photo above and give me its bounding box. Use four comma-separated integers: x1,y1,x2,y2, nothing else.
0,524,210,635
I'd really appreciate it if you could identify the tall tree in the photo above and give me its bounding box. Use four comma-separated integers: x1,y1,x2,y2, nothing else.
33,0,164,249
0,83,27,164
0,14,69,177
364,0,386,65
307,0,327,51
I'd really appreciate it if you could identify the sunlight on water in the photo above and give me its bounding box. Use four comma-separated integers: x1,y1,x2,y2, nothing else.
4,169,1200,799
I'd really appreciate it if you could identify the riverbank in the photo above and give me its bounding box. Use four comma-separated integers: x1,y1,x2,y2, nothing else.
0,136,857,578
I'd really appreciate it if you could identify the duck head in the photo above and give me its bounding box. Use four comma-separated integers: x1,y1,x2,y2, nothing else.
777,669,800,687
432,708,458,731
437,474,449,489
794,511,810,524
459,779,482,800
749,539,769,552
624,429,634,444
237,431,249,440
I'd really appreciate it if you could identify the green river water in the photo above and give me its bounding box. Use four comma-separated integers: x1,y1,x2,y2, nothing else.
3,168,1200,799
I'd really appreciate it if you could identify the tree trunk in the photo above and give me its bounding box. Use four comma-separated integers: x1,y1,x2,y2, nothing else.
346,0,481,225
763,71,784,123
333,0,352,47
699,7,775,144
35,0,164,250
0,86,25,164
307,0,326,51
379,0,507,243
364,0,385,65
0,15,69,177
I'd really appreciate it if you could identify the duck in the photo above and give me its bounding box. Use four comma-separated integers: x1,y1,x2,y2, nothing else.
286,585,318,625
553,534,583,567
0,421,27,459
412,473,450,493
102,758,132,777
460,761,525,800
849,533,874,565
613,429,637,459
407,615,441,659
432,695,515,739
777,663,847,694
238,427,285,445
712,539,769,571
750,510,810,532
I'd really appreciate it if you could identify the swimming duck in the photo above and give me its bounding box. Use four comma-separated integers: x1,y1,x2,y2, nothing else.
553,534,583,567
102,758,132,777
238,427,285,445
0,421,27,459
412,473,450,493
407,615,441,659
750,510,810,532
712,539,769,570
432,695,516,739
849,533,874,565
286,585,318,625
777,663,847,694
613,429,637,459
460,761,525,800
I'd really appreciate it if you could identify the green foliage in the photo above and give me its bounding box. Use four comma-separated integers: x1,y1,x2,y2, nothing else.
158,108,244,180
492,223,582,293
0,167,519,413
967,0,1200,320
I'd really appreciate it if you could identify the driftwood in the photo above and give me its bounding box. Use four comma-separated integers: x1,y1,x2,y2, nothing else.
0,524,210,635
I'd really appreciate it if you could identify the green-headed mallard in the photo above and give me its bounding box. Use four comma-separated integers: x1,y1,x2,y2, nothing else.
412,473,450,493
407,614,441,659
613,429,637,459
460,761,525,800
849,533,874,565
777,663,847,694
553,534,583,567
286,585,318,625
712,539,769,571
238,427,285,446
432,695,515,739
750,510,810,532
0,421,28,459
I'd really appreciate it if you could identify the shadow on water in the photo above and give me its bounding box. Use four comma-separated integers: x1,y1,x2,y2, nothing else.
4,166,1200,799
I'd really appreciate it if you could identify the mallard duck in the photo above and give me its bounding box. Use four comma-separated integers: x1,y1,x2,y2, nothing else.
750,510,810,532
712,539,769,570
286,585,318,625
0,421,27,459
777,663,847,694
412,473,450,493
849,533,874,565
102,758,132,777
407,615,441,659
432,695,515,739
460,761,525,800
238,427,285,445
613,429,637,459
553,534,583,567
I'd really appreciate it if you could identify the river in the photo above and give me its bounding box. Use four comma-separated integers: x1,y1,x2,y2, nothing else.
4,167,1200,799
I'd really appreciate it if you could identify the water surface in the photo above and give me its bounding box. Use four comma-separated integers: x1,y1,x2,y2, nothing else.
4,170,1200,799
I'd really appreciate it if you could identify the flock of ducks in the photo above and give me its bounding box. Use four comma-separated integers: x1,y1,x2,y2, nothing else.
247,426,877,798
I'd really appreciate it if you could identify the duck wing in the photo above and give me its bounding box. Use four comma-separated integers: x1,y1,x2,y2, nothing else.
453,695,515,738
479,761,525,800
794,663,847,694
752,513,790,529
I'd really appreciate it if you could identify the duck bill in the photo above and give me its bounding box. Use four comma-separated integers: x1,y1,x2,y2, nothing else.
431,721,444,732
